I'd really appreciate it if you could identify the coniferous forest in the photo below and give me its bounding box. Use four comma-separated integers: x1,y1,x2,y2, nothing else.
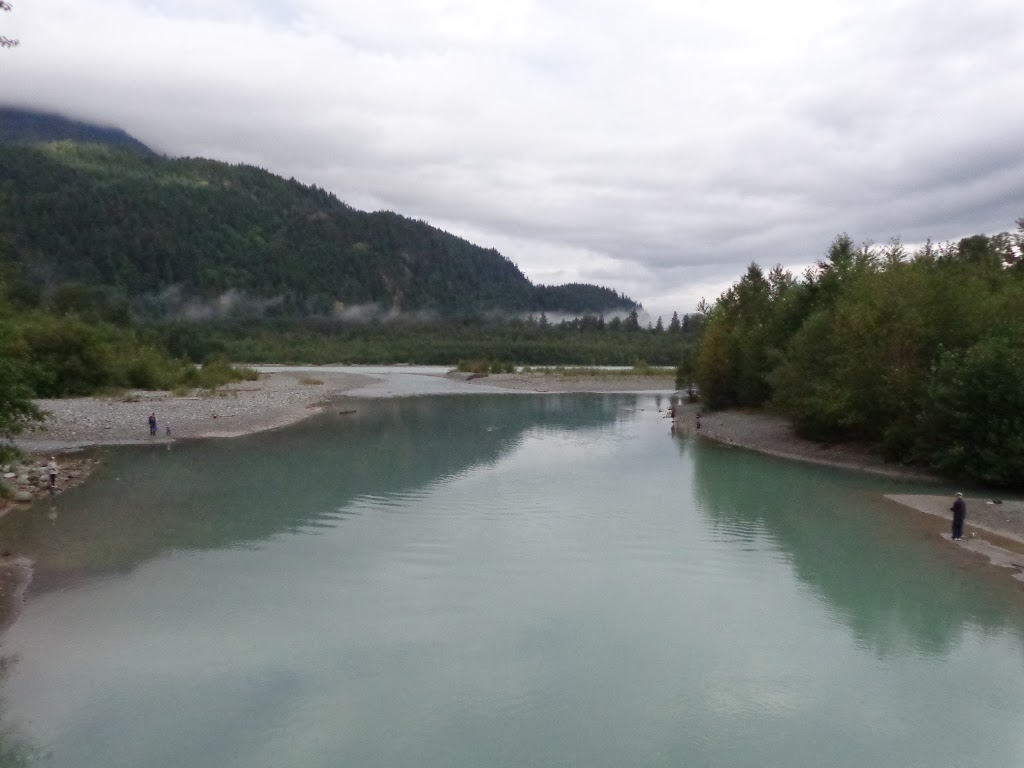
0,140,633,317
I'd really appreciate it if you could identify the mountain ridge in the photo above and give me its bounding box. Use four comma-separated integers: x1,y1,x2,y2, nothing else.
0,107,638,318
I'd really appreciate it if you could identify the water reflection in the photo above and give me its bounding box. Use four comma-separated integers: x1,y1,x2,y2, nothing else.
3,396,1024,768
0,395,638,593
0,657,37,767
689,438,1024,657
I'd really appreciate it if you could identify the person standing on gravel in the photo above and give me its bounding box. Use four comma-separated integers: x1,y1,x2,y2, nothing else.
950,492,967,540
46,457,58,489
148,412,157,436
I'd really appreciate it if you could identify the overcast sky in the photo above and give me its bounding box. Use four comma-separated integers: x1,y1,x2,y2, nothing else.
3,0,1023,318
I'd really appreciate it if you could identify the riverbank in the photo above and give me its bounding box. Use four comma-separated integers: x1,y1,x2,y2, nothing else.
464,371,676,393
673,402,1024,580
2,368,672,517
1,455,102,518
884,494,1024,582
673,402,935,482
0,369,374,518
16,369,376,452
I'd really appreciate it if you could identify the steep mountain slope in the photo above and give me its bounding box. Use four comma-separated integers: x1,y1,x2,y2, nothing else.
0,140,635,317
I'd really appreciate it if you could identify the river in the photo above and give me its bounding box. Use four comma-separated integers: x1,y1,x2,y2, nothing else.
0,391,1021,767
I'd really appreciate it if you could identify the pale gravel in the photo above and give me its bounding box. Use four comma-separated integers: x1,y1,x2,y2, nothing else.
674,402,936,482
15,370,376,452
466,372,676,393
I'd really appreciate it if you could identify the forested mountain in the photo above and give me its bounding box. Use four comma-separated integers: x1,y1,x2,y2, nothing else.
0,137,635,317
0,107,154,154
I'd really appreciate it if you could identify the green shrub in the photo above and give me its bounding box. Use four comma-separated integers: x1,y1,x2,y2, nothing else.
457,359,491,375
193,359,258,389
916,336,1024,486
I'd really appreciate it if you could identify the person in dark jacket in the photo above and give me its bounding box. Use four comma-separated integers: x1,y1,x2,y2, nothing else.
950,492,966,540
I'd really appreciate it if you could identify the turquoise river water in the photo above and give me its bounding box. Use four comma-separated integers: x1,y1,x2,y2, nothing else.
1,392,1023,767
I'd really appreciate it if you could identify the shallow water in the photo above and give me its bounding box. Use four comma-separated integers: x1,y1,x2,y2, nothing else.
1,394,1022,768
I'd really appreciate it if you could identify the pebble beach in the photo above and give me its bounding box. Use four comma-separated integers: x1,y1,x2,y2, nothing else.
0,369,374,516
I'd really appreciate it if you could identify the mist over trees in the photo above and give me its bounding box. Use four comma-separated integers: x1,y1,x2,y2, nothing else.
694,220,1024,486
0,255,700,405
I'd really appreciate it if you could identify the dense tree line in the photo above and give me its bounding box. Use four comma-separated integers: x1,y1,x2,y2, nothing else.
0,254,699,443
694,220,1024,487
151,313,701,368
0,140,634,317
0,272,258,445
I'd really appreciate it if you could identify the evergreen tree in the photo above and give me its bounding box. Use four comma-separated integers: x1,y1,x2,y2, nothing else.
626,308,640,331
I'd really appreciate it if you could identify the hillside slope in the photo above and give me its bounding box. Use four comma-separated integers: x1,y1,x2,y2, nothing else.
0,139,635,317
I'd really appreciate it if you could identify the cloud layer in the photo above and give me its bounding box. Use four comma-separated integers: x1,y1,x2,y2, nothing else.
3,0,1024,317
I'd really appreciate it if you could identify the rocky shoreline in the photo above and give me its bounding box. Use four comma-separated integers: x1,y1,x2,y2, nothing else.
672,402,936,482
1,455,102,515
16,368,376,451
0,369,374,519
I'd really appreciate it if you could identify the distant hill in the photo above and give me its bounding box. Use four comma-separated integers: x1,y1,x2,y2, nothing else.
0,140,636,317
0,106,154,154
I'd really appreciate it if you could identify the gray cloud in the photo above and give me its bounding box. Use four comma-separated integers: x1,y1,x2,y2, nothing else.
2,0,1023,318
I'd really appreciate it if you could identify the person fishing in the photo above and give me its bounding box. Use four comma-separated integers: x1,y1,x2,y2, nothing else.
950,492,967,540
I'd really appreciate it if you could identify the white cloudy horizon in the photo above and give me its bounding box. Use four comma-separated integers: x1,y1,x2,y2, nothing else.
2,0,1023,320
